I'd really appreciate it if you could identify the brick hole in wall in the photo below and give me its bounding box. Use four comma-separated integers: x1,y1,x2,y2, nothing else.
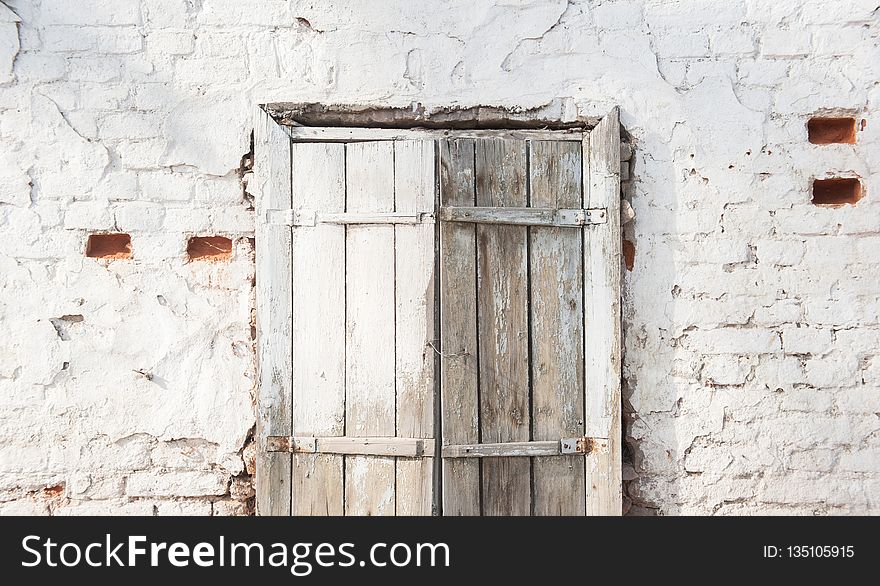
623,239,635,271
86,233,131,259
812,178,862,206
188,236,233,261
808,117,857,144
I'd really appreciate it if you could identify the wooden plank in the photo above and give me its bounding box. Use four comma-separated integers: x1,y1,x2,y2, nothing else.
285,126,586,143
584,107,623,516
254,106,293,516
290,142,346,516
475,138,531,516
439,139,481,516
394,140,437,515
345,141,396,516
277,210,432,226
443,441,561,458
529,140,587,516
439,206,605,227
319,437,432,457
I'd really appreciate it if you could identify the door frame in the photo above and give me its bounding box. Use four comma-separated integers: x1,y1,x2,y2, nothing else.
252,106,622,515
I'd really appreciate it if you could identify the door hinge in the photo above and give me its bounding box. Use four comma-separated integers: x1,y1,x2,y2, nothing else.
438,206,607,227
265,209,434,226
442,437,609,458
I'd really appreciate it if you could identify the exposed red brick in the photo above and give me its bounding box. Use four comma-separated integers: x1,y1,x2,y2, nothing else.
86,233,132,259
812,178,862,206
623,239,636,271
188,236,233,261
808,117,857,144
42,485,64,497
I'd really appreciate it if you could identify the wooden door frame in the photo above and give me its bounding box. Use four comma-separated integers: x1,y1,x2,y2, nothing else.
252,106,622,516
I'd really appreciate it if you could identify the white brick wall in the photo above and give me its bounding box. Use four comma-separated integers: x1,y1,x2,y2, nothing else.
0,0,877,515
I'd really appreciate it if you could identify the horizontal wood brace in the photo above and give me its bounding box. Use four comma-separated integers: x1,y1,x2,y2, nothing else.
266,436,435,457
441,437,609,458
283,126,588,142
265,209,434,226
438,206,607,227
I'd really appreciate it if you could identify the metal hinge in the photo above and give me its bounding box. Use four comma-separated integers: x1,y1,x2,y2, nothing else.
439,206,607,227
265,209,434,226
441,437,609,458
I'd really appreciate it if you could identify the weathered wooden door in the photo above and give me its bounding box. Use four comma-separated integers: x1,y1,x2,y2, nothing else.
254,107,622,516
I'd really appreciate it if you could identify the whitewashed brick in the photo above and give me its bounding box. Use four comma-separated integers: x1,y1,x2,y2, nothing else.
754,299,802,326
114,202,166,231
210,206,254,233
780,389,834,412
655,34,710,58
839,449,880,473
41,0,141,26
146,31,195,56
804,297,862,327
683,328,781,354
835,388,880,414
756,239,805,266
197,0,295,27
99,112,162,140
644,1,746,30
781,326,832,355
97,172,139,202
592,1,643,29
79,83,129,110
66,56,122,82
755,356,806,389
126,470,228,497
55,500,155,516
143,0,191,29
671,296,755,330
118,140,163,170
738,58,791,85
63,201,113,230
43,26,142,54
774,206,841,236
711,28,756,55
701,355,751,385
173,58,248,85
155,499,213,516
656,59,687,87
675,239,752,264
13,53,66,82
0,499,50,515
788,449,836,472
162,208,211,232
761,30,811,56
138,171,195,202
41,27,93,52
812,28,865,56
804,356,860,388
212,499,249,516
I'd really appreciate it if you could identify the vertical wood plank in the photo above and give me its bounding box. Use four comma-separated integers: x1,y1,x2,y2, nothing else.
439,139,481,516
290,142,345,515
345,141,396,515
394,140,436,515
529,141,587,515
475,138,531,516
584,107,623,516
254,107,292,515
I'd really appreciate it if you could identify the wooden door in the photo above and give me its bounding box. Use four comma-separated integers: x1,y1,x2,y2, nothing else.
254,108,622,516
